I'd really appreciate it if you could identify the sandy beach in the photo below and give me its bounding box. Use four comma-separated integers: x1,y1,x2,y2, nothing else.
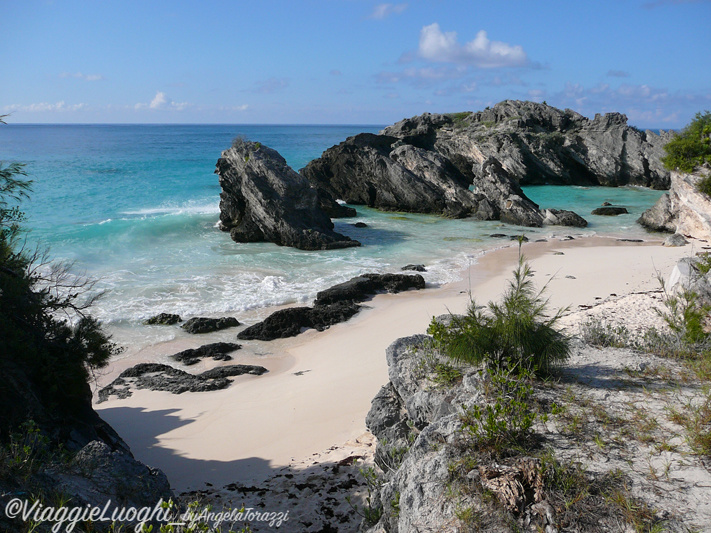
94,235,704,492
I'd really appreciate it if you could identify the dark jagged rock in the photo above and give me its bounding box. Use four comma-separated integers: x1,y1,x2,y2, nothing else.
216,139,360,250
315,273,426,306
97,363,268,402
171,342,242,366
383,101,670,189
237,301,361,341
238,273,426,341
181,316,240,334
542,208,588,227
301,101,658,227
354,222,368,228
591,206,629,216
144,312,182,325
402,264,427,272
475,157,544,227
301,133,489,218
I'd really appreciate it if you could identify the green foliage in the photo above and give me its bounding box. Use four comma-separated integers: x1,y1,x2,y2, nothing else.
661,111,711,174
0,118,121,419
0,420,53,483
346,465,383,527
429,243,569,376
460,368,537,455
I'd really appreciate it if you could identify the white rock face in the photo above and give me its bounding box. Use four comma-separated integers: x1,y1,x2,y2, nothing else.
639,167,711,240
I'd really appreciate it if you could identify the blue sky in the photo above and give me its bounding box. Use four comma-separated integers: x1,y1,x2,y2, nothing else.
1,0,709,128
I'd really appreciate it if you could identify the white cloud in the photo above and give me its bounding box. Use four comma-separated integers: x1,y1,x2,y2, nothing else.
135,91,190,111
370,3,408,19
3,101,86,113
59,71,104,82
418,23,528,68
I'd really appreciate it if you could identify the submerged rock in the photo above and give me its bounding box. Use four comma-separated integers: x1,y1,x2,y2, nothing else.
144,312,182,325
181,316,240,334
591,206,629,216
217,139,360,250
402,264,427,272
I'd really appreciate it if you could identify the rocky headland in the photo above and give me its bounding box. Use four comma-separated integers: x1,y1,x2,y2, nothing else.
300,100,670,227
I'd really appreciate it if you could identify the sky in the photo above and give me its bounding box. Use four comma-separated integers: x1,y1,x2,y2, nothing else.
1,0,710,128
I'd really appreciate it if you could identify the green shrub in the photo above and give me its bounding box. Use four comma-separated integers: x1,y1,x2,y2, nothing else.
661,111,711,174
460,368,537,454
428,242,569,376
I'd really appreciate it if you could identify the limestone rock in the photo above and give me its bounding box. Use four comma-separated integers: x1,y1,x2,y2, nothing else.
639,168,711,240
216,139,359,250
542,208,588,227
664,233,689,247
171,342,242,365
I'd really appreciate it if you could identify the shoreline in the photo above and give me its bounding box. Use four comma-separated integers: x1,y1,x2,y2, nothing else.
94,234,702,492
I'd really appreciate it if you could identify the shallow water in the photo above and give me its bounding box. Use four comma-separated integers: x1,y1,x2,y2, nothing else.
1,124,664,350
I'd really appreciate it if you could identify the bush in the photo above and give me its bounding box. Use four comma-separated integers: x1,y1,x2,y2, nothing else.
428,242,569,376
661,111,711,174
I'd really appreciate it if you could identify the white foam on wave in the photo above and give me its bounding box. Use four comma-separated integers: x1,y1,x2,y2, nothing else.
121,202,220,217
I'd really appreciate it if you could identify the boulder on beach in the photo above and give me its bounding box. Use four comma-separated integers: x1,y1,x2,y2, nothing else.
216,139,360,250
144,313,182,325
181,316,240,334
171,342,242,365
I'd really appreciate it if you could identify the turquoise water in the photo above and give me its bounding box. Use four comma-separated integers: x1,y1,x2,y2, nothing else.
0,124,664,348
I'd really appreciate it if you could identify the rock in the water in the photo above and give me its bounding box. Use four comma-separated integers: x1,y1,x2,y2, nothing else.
237,301,361,341
664,233,689,247
144,312,182,325
171,342,242,365
181,316,240,334
638,168,711,240
217,138,360,250
402,264,427,272
591,206,629,216
98,363,268,401
354,221,368,228
542,208,588,227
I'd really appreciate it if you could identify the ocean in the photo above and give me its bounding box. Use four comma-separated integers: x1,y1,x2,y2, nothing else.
1,124,665,351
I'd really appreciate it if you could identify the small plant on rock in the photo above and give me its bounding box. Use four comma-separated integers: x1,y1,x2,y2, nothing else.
428,241,569,376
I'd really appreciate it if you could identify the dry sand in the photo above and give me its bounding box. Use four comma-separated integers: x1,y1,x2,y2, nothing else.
94,236,706,493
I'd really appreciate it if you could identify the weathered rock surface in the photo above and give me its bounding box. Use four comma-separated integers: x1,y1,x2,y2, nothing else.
97,362,268,402
314,273,425,306
181,316,240,334
237,301,361,341
144,312,182,325
237,273,425,341
542,208,588,227
171,342,242,365
301,101,669,228
638,168,711,240
401,264,426,272
216,139,360,250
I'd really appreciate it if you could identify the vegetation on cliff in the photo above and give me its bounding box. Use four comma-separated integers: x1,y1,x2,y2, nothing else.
662,111,711,197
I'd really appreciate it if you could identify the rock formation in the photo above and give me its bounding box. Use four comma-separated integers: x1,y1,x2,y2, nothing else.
238,273,425,341
97,362,268,402
638,167,711,240
216,139,360,250
300,100,671,227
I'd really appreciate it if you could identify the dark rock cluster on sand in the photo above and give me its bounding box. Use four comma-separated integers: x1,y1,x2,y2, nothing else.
238,273,425,341
97,362,268,402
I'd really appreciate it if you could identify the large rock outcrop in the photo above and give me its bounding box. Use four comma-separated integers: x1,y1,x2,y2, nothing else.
638,167,711,240
216,139,360,250
300,100,670,227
